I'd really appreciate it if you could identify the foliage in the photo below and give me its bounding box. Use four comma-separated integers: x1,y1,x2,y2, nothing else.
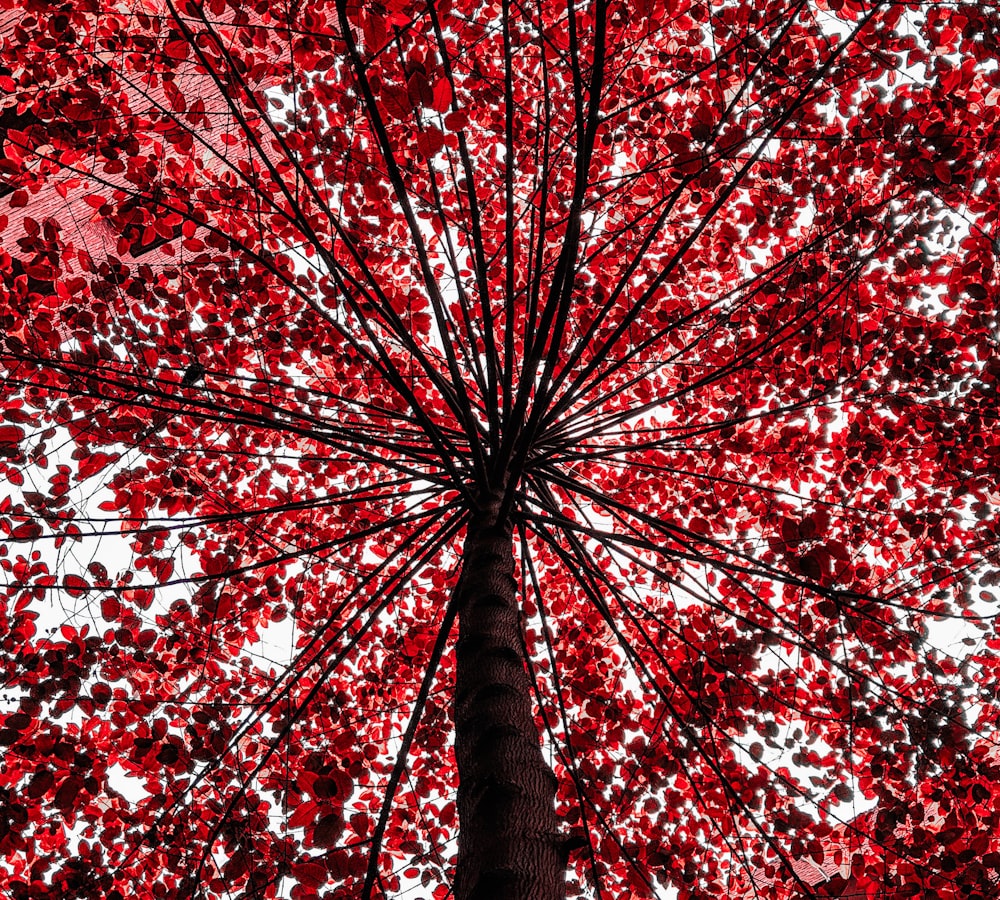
1,0,1000,897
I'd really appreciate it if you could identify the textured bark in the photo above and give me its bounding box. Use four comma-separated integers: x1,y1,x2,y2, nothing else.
453,504,564,900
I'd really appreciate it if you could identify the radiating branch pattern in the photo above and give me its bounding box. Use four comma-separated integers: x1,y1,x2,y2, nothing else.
1,0,999,898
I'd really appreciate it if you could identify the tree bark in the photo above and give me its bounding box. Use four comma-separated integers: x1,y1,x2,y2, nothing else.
453,503,564,900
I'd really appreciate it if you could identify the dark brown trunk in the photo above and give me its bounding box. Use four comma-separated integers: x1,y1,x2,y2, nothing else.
453,505,564,900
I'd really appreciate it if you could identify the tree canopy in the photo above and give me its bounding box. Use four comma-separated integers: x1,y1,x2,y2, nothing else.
1,0,1000,897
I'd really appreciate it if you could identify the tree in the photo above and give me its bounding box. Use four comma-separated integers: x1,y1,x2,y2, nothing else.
1,0,999,897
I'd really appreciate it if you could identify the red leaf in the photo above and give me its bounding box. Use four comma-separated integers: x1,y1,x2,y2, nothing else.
312,813,343,847
27,769,54,799
431,79,452,113
91,683,112,705
5,713,31,731
382,86,411,119
288,800,318,829
100,596,121,620
292,861,327,888
444,110,468,131
53,776,84,811
77,452,118,479
223,854,248,881
781,517,801,545
0,424,25,446
10,521,42,541
64,574,89,597
313,771,351,800
407,70,432,106
416,127,445,157
164,40,189,61
62,104,91,122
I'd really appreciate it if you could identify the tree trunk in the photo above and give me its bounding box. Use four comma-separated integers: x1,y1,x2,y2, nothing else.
453,503,564,900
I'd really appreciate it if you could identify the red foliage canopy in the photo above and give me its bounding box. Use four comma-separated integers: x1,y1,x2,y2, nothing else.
1,0,999,897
